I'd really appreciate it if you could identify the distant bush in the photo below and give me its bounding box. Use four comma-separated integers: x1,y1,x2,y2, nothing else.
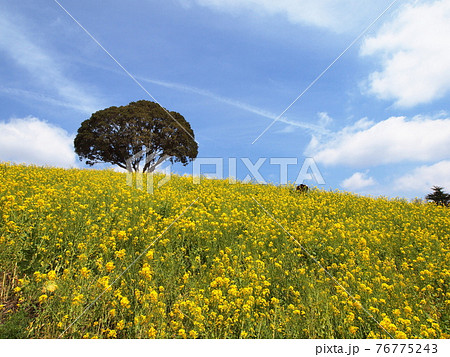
425,186,450,207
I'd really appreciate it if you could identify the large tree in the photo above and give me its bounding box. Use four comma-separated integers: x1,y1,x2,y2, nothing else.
74,100,198,172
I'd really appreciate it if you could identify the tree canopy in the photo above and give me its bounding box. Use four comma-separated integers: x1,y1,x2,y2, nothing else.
74,100,198,172
425,186,450,207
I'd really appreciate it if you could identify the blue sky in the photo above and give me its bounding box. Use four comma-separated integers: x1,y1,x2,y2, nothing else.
1,0,450,199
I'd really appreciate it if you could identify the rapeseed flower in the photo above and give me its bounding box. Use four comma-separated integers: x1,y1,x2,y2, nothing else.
1,163,449,338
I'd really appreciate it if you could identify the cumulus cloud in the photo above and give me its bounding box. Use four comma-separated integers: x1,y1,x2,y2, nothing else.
395,160,450,193
0,117,77,168
186,0,394,33
341,171,376,190
307,115,450,167
361,0,450,107
0,11,102,114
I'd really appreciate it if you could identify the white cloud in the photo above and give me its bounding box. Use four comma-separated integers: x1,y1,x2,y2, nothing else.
395,160,450,193
0,11,102,114
341,171,376,190
0,117,77,168
361,0,450,107
307,115,450,167
317,112,333,127
0,87,97,113
187,0,393,33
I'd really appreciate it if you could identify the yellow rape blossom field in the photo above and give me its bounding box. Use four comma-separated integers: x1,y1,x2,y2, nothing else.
0,163,449,339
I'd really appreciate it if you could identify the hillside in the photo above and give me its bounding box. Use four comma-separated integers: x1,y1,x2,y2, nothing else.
0,163,449,338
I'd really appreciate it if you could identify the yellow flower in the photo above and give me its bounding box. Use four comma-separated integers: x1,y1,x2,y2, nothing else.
106,262,115,272
145,250,154,260
271,297,280,305
33,271,42,283
395,331,408,339
72,293,84,305
149,290,158,303
118,230,127,238
97,276,111,290
116,320,125,330
47,270,57,281
115,249,126,259
388,324,397,333
139,263,152,280
120,296,130,308
2,163,450,339
427,328,436,337
80,267,90,277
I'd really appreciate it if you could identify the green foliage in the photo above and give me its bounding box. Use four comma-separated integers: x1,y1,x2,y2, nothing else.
0,309,29,339
74,100,198,172
425,186,450,207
